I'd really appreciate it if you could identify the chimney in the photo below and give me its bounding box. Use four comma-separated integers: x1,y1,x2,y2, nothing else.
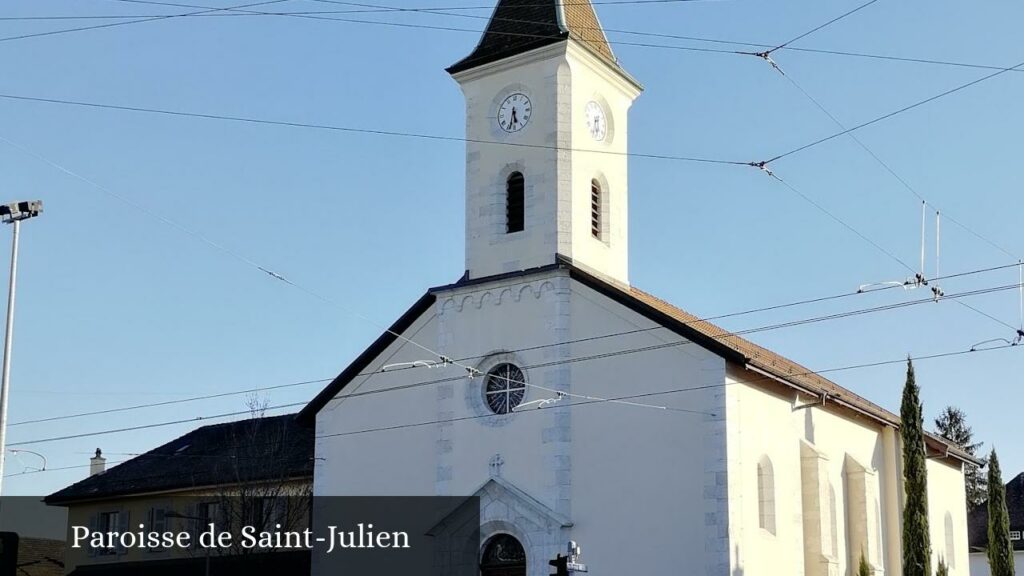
89,448,106,476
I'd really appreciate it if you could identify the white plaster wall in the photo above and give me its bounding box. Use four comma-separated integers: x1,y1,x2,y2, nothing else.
969,551,1024,576
566,280,728,576
562,42,640,284
314,269,729,576
314,309,441,497
725,368,896,576
452,41,639,284
927,457,970,576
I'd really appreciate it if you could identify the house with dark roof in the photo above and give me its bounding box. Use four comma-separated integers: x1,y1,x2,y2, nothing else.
968,472,1024,576
44,414,313,575
302,1,980,575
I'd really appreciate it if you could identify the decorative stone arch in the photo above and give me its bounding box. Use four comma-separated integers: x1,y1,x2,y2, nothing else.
475,477,573,576
465,351,531,428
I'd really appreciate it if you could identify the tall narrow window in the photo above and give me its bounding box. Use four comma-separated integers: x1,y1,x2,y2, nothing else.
828,483,839,557
944,512,956,568
506,172,524,233
590,179,602,239
757,456,776,535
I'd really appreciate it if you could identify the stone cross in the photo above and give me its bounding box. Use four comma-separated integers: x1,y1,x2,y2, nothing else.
489,454,505,477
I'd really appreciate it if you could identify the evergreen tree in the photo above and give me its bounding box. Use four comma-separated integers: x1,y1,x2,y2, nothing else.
987,449,1015,576
936,557,949,576
858,552,871,576
935,406,987,507
901,359,931,576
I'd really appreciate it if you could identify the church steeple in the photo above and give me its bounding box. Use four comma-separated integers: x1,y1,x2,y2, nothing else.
449,0,641,284
447,0,617,74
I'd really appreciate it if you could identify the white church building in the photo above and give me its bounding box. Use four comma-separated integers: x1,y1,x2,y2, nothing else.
299,2,977,575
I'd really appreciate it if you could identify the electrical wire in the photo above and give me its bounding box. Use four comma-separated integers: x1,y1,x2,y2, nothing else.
773,68,1020,263
768,57,1024,163
5,337,1021,452
0,0,290,43
765,0,879,53
314,341,1023,440
0,93,744,166
10,277,1020,447
750,66,1021,330
4,261,1015,428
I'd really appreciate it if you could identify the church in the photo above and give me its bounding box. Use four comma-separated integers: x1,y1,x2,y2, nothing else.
299,2,976,575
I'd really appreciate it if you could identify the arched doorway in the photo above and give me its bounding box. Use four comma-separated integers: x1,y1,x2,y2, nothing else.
480,533,526,576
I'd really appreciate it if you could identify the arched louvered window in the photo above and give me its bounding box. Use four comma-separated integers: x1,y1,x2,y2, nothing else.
506,172,524,233
757,456,776,535
590,179,602,239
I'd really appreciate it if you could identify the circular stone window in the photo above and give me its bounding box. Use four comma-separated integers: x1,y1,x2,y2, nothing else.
484,363,526,415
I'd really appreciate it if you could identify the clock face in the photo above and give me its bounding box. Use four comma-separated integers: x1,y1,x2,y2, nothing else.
585,101,607,141
497,93,532,133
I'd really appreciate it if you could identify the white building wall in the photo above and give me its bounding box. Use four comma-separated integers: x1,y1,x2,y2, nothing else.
927,457,970,576
315,269,729,576
452,42,639,284
969,551,1024,576
725,367,898,576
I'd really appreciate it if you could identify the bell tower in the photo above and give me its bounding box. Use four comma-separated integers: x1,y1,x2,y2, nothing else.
448,0,642,284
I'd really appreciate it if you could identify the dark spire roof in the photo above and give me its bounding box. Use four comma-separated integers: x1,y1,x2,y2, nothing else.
447,0,616,74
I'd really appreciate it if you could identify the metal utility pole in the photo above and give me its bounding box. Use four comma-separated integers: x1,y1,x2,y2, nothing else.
0,200,43,495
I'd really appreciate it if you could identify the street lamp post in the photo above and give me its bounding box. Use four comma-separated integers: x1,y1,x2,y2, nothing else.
0,200,43,495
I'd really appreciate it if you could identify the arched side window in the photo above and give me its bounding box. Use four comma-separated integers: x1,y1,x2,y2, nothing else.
757,456,776,535
480,533,526,576
590,179,602,239
506,172,524,234
945,511,956,568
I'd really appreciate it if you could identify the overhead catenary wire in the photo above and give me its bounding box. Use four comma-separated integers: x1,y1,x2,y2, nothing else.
6,337,1021,451
0,94,744,167
6,261,1018,428
0,0,291,43
767,57,1024,163
745,59,1021,327
8,277,1022,445
12,2,1024,77
3,130,1022,435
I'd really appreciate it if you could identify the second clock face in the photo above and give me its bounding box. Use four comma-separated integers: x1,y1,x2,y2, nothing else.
585,101,607,141
498,93,532,133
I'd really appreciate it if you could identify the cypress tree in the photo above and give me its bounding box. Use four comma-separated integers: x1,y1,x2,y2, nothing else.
901,359,931,576
858,552,871,576
987,449,1015,576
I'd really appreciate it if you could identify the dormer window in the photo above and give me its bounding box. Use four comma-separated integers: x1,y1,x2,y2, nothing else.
506,172,524,233
591,179,602,239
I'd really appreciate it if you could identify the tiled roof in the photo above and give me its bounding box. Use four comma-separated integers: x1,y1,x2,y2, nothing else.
570,262,979,466
447,0,616,74
15,538,65,576
298,259,979,466
45,414,313,505
629,286,899,425
969,472,1024,552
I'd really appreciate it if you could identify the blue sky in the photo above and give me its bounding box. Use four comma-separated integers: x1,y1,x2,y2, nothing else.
0,0,1021,496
